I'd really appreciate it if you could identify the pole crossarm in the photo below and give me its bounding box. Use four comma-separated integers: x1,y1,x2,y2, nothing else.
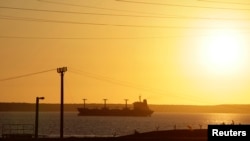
57,67,67,73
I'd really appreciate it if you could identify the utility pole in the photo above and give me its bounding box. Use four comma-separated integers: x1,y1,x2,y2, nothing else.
57,67,67,139
35,97,44,139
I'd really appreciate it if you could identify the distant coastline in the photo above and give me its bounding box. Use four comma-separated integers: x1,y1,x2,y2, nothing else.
0,103,250,113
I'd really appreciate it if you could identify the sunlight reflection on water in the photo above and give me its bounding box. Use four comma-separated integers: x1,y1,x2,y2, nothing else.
1,112,250,137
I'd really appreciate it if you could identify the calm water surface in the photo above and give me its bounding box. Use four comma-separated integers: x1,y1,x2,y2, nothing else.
1,112,250,137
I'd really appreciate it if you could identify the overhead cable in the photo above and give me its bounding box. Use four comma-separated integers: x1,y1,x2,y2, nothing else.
1,6,250,21
1,15,249,29
116,0,250,11
0,69,55,82
37,0,164,15
197,0,250,5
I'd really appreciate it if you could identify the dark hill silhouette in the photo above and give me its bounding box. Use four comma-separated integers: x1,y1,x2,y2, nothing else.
1,103,250,113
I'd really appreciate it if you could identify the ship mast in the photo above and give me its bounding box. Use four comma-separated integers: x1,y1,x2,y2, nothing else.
103,99,108,109
124,99,129,109
82,99,87,109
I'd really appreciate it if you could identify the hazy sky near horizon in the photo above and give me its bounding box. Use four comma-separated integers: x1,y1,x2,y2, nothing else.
1,0,250,105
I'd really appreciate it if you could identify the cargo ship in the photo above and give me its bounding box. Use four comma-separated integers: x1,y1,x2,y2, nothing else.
77,97,154,117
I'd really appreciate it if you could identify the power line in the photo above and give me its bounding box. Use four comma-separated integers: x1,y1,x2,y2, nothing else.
1,30,250,40
1,6,250,21
0,15,183,28
37,0,167,15
116,0,250,11
1,15,249,29
198,0,250,5
0,69,55,82
0,6,168,19
0,35,186,40
68,68,169,93
68,67,211,104
69,68,167,94
0,35,164,40
39,0,250,11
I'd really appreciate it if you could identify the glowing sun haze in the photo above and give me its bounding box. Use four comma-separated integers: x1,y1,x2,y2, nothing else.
0,0,250,105
199,29,249,76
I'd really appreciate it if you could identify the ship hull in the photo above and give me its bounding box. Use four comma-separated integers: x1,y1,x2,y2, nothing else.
77,108,153,117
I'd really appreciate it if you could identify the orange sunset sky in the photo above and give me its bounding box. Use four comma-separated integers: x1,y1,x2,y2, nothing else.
1,0,250,105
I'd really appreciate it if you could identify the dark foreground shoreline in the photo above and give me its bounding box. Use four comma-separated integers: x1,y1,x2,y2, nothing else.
0,129,207,141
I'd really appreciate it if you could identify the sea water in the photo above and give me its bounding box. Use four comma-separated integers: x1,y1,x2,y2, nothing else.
1,112,250,137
